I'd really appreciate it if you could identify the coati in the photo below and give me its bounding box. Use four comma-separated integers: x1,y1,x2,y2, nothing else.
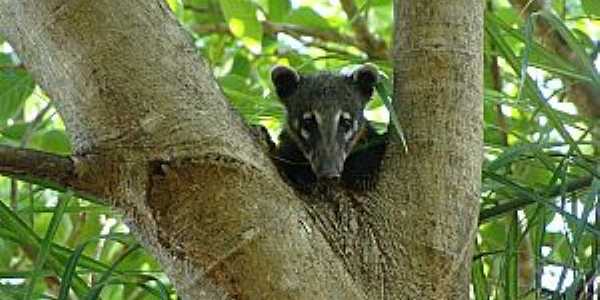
269,64,387,192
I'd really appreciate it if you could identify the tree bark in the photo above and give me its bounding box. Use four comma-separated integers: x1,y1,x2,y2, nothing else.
0,0,483,299
388,0,483,298
0,1,364,299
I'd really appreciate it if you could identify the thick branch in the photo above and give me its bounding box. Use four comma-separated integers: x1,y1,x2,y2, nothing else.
0,145,107,201
0,1,369,298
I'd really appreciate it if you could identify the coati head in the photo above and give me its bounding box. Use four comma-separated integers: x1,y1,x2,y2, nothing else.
271,64,378,179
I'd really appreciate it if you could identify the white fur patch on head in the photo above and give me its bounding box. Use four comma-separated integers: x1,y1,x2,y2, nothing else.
330,110,342,140
312,111,322,125
342,112,355,141
333,110,341,124
342,111,351,121
301,128,310,139
344,127,354,141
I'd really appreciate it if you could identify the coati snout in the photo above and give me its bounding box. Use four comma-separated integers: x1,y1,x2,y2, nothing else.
271,64,379,179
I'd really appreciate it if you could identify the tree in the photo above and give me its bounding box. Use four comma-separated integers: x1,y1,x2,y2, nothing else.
1,0,598,299
0,0,482,298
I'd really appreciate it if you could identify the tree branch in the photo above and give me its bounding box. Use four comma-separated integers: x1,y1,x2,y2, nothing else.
182,4,209,14
479,175,593,222
0,63,25,70
0,2,369,298
0,145,107,202
192,20,387,59
264,21,357,48
508,0,600,117
339,0,388,59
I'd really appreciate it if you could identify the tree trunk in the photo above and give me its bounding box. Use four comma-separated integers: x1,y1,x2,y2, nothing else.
387,1,484,298
0,0,483,299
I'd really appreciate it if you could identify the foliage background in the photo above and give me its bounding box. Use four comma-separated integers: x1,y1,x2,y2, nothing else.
0,0,598,299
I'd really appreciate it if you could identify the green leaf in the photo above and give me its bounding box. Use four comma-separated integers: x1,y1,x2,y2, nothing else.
25,196,70,300
495,7,520,27
85,243,141,300
219,0,263,53
485,13,583,157
537,11,600,89
582,0,600,16
483,171,600,237
38,129,71,155
230,53,252,77
471,247,489,300
374,78,406,151
268,0,291,22
356,0,390,7
485,143,543,172
285,7,331,30
0,54,35,124
0,239,17,271
166,0,184,19
488,13,593,84
0,199,90,298
220,73,283,124
219,74,261,98
504,213,519,300
1,122,28,141
58,233,133,300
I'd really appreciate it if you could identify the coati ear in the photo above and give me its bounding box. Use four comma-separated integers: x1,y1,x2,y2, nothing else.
352,64,379,99
271,65,300,100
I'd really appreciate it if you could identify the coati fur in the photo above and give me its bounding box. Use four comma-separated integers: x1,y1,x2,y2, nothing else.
267,64,387,193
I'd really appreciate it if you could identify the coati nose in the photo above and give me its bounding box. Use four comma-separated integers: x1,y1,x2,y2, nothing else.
313,150,344,179
314,160,343,179
317,169,341,179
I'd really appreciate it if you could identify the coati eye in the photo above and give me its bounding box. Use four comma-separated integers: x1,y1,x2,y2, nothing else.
339,112,353,132
299,112,317,140
301,112,317,130
339,118,352,132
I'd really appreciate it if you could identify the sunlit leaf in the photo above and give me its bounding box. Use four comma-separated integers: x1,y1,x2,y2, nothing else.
85,244,141,300
268,0,291,22
0,54,34,125
285,7,331,30
166,0,184,19
25,196,70,300
582,0,600,16
38,129,71,155
219,0,263,53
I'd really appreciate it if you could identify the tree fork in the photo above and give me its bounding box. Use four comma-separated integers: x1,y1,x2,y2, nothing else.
0,1,368,298
0,0,485,298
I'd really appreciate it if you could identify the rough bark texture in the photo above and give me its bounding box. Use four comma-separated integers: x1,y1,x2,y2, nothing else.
0,1,365,299
388,0,483,298
0,0,483,299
